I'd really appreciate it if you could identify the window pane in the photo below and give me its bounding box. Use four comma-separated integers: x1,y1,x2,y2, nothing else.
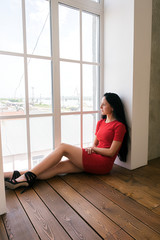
83,114,98,148
25,0,51,56
59,4,80,60
61,115,80,146
60,62,80,112
83,64,99,111
28,58,52,114
1,119,28,171
0,0,23,53
0,55,25,116
82,12,99,62
30,117,53,167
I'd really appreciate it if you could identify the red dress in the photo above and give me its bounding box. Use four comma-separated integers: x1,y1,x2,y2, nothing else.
82,119,126,174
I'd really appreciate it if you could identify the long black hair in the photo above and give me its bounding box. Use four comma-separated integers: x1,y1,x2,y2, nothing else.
102,92,129,162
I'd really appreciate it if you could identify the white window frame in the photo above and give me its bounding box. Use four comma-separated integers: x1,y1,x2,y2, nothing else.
0,0,104,170
52,0,104,148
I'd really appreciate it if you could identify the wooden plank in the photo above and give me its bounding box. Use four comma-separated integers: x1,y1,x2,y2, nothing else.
34,180,102,240
2,190,39,240
148,158,160,168
78,173,160,234
48,176,122,240
133,163,160,178
152,206,160,215
113,163,160,192
102,229,133,240
15,187,71,240
0,216,8,240
99,171,160,209
62,174,160,240
112,162,160,196
111,229,134,240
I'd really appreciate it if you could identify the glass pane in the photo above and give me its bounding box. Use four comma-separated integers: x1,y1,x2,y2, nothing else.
60,62,80,112
1,119,28,171
25,0,51,56
28,58,52,114
59,4,80,60
61,115,80,147
30,117,53,167
0,55,25,116
83,113,98,148
0,0,23,53
82,12,99,62
83,64,99,111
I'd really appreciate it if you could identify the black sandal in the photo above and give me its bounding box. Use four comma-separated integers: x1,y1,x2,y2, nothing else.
5,170,21,181
5,171,37,193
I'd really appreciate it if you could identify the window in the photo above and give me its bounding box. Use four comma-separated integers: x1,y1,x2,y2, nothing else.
0,0,103,171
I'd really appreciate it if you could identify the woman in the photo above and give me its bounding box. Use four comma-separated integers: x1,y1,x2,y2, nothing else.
5,92,129,191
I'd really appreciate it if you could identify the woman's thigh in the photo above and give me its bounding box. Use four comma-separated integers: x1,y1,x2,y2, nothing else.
61,143,83,169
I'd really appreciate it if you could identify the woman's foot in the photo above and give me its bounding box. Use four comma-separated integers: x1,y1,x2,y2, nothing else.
5,171,37,192
4,170,21,181
15,174,27,182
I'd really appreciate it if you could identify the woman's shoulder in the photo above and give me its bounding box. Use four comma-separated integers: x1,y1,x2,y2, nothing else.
97,119,105,126
113,120,126,131
114,120,125,126
95,119,105,134
98,119,105,123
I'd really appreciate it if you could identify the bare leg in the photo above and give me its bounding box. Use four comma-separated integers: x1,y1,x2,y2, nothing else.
37,160,83,180
32,143,83,175
14,143,84,182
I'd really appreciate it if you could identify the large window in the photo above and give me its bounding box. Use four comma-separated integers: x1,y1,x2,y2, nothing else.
0,0,103,171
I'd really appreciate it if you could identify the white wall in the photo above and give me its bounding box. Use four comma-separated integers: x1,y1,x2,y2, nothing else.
0,123,6,215
131,0,152,169
104,0,152,169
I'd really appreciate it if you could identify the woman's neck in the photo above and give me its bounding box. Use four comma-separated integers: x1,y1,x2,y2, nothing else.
105,114,116,123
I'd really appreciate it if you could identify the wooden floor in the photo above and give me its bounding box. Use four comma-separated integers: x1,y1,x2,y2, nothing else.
1,158,160,240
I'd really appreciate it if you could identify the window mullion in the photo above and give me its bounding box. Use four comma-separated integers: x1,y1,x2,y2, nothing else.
22,0,31,169
51,0,61,148
80,9,83,148
99,13,104,106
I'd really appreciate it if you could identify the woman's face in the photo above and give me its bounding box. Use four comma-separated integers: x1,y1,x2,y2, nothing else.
100,97,113,115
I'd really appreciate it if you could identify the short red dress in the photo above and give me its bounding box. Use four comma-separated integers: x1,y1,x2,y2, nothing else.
82,119,126,174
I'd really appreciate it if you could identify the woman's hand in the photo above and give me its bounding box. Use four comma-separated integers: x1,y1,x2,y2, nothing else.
85,147,95,154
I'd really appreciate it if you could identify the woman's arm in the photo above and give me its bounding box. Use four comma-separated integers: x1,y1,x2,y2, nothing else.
92,136,99,147
93,140,122,157
86,140,122,157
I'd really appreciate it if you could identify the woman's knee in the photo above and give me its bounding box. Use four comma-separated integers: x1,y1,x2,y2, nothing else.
58,143,69,155
57,143,82,161
59,143,68,149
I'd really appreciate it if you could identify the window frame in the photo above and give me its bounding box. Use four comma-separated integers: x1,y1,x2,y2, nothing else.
0,0,104,171
52,0,104,148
